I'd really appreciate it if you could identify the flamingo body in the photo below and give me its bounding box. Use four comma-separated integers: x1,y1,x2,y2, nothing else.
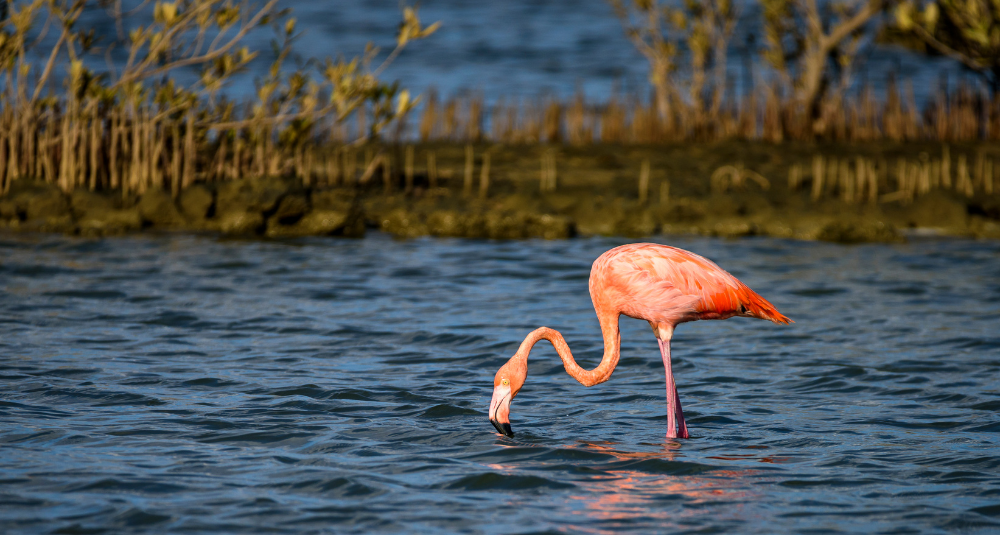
591,243,790,331
489,243,791,439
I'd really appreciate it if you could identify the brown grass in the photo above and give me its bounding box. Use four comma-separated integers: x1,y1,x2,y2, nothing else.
418,81,1000,146
2,78,999,200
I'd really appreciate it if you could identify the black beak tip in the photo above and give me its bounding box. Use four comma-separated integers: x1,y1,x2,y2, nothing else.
490,418,515,437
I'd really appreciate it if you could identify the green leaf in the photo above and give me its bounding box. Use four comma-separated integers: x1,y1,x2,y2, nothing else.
895,3,915,30
923,2,939,30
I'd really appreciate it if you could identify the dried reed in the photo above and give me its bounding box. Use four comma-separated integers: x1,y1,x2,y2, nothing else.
409,78,1000,146
464,144,474,197
479,152,491,200
638,159,650,205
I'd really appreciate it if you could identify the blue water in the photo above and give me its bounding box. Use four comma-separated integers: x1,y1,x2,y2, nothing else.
1,232,999,533
62,0,969,108
295,0,966,105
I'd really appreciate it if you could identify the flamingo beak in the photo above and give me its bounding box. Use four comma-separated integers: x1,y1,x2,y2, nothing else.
489,384,514,437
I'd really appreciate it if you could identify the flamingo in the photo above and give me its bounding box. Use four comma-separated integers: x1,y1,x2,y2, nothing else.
489,243,791,439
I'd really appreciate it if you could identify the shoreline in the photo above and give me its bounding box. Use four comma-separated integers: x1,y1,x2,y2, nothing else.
2,142,999,243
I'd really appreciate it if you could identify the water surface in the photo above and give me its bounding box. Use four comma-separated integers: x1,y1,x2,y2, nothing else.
294,0,968,105
67,1,968,106
1,233,998,533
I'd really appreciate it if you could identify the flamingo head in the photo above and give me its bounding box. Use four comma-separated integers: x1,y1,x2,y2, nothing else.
489,359,525,437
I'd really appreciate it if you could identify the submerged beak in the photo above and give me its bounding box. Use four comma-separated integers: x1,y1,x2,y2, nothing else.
488,384,514,437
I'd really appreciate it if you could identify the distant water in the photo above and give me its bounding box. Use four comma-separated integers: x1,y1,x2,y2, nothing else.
290,0,967,105
1,232,999,533
63,0,970,108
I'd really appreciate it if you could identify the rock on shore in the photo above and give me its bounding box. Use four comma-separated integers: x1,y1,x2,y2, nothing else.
0,178,365,239
2,175,998,242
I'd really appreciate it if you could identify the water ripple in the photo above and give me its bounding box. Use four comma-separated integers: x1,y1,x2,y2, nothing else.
0,232,998,533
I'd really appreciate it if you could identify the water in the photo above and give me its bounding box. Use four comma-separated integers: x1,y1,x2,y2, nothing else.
65,1,968,109
1,232,999,534
309,0,965,104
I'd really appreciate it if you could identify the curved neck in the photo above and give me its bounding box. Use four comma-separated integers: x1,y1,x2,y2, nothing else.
513,311,621,387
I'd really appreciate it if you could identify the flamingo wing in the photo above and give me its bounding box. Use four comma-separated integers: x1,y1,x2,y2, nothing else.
592,243,791,325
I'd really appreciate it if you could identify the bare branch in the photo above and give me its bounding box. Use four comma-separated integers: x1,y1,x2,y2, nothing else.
30,28,68,103
114,0,279,90
908,14,987,71
822,0,882,52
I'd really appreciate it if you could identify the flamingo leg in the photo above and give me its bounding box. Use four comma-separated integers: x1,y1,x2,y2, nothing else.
658,337,689,439
674,382,688,438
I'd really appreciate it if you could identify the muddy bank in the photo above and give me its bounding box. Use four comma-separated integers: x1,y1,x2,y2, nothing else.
0,177,364,239
365,188,999,242
2,142,999,242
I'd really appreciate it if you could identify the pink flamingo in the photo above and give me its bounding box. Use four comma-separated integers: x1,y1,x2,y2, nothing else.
489,243,792,439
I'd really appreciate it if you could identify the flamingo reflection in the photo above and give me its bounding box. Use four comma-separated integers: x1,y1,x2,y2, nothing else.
562,441,763,532
485,439,781,532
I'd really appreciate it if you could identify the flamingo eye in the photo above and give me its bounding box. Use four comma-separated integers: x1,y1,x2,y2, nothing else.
502,379,509,386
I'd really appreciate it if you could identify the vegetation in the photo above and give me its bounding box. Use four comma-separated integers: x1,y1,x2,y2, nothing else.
606,0,737,130
893,0,1000,93
0,0,438,195
1,0,999,242
417,80,1000,144
606,0,886,137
